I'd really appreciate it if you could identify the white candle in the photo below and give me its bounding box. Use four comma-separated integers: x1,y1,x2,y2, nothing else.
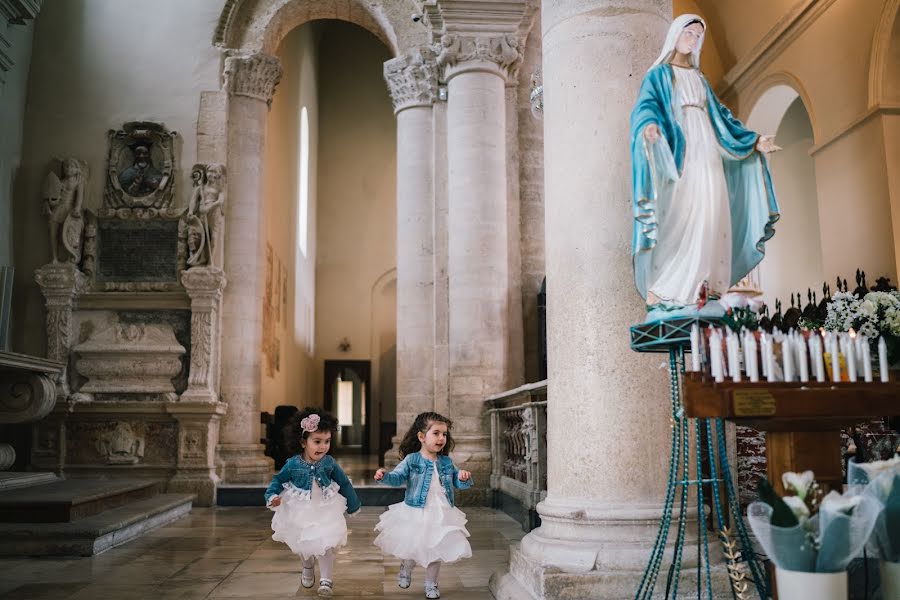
861,336,873,382
812,334,826,382
880,336,890,383
854,332,865,374
782,332,794,382
797,333,809,383
846,334,858,382
766,334,777,382
728,331,741,382
712,330,725,383
690,324,701,372
760,334,769,378
746,332,759,382
830,333,841,383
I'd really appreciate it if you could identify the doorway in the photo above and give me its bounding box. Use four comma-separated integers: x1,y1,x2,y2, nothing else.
323,360,371,454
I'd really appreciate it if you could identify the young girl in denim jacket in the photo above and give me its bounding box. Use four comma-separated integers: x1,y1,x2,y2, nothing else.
265,408,360,597
374,412,473,599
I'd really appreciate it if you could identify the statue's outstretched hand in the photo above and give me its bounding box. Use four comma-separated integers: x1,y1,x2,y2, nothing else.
756,134,781,154
643,124,661,143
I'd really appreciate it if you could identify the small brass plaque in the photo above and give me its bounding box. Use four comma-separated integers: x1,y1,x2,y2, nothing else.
732,390,777,417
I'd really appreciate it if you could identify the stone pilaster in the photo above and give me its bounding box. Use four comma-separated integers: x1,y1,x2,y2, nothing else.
180,267,227,403
34,262,87,400
217,52,280,483
167,400,227,506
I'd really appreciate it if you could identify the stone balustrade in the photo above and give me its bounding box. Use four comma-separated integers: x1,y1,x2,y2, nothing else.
485,380,546,531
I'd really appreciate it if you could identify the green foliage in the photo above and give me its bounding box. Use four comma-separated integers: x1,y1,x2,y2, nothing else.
757,477,800,528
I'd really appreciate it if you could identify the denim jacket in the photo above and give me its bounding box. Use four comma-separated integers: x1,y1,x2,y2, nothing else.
378,452,473,508
264,454,361,514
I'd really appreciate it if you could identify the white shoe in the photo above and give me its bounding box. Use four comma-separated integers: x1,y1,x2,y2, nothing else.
301,565,315,588
398,560,414,589
425,583,440,599
318,578,333,597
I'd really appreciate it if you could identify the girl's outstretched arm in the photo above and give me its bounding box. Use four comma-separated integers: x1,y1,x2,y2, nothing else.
452,463,474,490
375,455,410,487
264,458,294,505
331,460,362,514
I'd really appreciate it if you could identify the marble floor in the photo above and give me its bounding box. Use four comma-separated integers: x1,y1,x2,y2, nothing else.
0,506,525,599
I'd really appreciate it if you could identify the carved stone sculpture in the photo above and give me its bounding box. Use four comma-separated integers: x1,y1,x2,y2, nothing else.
185,164,226,268
97,421,145,465
104,122,176,209
42,158,87,264
73,323,186,394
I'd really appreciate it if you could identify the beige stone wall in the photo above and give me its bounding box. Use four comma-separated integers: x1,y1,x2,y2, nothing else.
260,24,321,414
759,98,825,304
11,0,222,354
0,16,36,276
517,13,546,384
313,21,396,420
709,0,898,290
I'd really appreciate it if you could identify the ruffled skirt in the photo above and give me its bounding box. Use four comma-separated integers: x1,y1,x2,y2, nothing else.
374,500,471,567
270,481,347,559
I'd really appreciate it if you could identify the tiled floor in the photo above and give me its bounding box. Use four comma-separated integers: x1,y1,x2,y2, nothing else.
0,506,525,599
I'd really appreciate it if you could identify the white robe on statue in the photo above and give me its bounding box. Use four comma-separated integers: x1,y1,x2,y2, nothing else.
647,65,732,306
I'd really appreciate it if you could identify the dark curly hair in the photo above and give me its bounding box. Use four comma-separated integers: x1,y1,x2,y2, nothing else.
398,411,455,459
284,407,339,457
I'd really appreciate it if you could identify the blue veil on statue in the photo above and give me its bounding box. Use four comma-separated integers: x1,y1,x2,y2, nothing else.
630,14,779,316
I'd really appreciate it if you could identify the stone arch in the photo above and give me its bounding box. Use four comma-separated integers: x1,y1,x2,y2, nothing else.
743,71,820,144
868,0,900,107
214,0,422,57
746,78,823,305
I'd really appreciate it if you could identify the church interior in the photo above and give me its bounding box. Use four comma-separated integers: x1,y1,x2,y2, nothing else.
0,0,899,598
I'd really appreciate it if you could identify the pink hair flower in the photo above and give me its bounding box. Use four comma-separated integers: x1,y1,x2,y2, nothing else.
300,414,320,433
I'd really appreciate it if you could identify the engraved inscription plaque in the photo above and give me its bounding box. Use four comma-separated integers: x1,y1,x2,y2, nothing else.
97,220,179,282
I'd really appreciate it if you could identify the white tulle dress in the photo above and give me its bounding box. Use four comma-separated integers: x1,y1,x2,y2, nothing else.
270,480,348,559
374,463,472,567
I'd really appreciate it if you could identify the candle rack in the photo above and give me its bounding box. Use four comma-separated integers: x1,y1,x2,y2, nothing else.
629,316,769,600
682,374,900,496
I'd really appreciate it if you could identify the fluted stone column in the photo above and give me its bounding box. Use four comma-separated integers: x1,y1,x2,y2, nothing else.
383,49,438,459
437,32,525,504
217,53,281,483
491,3,710,598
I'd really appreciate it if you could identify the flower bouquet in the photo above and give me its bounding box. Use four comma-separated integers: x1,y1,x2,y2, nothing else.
747,471,882,599
818,290,900,367
848,456,900,598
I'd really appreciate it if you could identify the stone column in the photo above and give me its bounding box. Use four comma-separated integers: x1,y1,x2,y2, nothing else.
217,53,281,483
383,49,438,458
437,32,523,504
34,262,87,400
181,267,227,403
491,3,707,598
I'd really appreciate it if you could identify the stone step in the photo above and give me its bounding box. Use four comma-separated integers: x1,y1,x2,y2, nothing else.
0,478,161,523
0,492,194,556
0,472,59,491
216,483,406,507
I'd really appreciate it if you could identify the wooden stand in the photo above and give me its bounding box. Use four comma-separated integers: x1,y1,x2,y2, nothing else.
682,373,900,494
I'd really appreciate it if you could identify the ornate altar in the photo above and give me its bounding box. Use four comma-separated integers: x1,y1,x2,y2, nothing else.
30,123,228,505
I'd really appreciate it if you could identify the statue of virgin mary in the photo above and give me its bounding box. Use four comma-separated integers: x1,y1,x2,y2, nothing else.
630,14,781,314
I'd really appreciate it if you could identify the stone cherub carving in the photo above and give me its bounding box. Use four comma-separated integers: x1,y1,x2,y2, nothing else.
185,163,226,268
42,158,87,264
97,421,145,465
